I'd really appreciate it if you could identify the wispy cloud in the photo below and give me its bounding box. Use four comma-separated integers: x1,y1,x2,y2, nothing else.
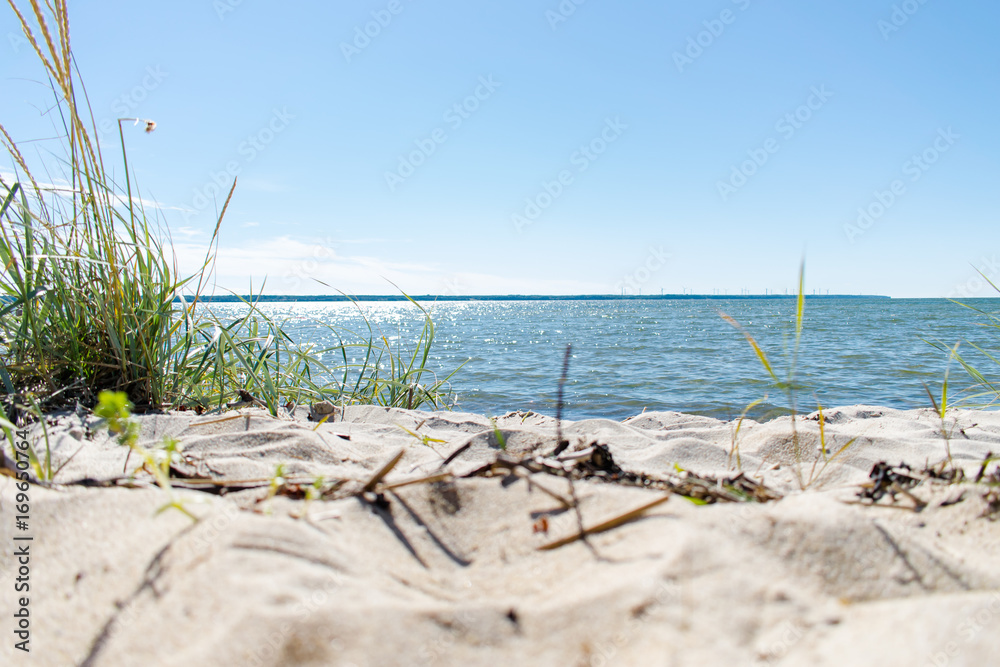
169,236,603,295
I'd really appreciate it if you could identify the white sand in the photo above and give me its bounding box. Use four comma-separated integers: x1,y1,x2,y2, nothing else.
2,404,999,666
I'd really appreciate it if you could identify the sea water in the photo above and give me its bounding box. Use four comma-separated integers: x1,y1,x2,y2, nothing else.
206,298,999,421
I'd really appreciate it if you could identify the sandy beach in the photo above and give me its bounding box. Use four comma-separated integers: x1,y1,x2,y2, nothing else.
2,404,999,666
5,1,1000,665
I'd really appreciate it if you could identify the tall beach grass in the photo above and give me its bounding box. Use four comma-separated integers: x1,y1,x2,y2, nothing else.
721,263,856,488
0,1,458,428
928,273,1000,409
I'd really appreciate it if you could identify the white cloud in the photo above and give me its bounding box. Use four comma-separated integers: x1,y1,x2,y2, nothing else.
169,236,604,296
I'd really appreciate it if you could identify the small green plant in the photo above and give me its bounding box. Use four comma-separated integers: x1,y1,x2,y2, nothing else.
266,463,287,501
806,404,857,485
921,343,961,467
306,476,325,502
489,416,507,451
94,390,195,519
152,435,184,479
94,390,140,449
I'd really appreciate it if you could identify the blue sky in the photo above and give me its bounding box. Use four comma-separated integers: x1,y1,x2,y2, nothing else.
2,0,999,297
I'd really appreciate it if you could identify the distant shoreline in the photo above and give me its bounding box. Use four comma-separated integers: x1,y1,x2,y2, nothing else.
181,293,892,303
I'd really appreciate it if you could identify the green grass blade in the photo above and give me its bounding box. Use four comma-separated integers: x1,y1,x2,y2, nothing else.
719,312,778,382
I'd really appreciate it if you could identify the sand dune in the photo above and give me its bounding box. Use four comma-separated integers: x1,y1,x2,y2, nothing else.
2,404,999,666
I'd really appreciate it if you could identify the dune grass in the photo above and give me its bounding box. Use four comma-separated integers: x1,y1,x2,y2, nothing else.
722,265,998,487
721,263,856,488
927,273,1000,409
0,2,459,438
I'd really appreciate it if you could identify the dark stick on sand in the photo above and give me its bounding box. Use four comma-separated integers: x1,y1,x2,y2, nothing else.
553,344,572,456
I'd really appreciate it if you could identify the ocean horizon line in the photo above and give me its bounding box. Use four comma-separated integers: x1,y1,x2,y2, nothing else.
180,293,895,303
